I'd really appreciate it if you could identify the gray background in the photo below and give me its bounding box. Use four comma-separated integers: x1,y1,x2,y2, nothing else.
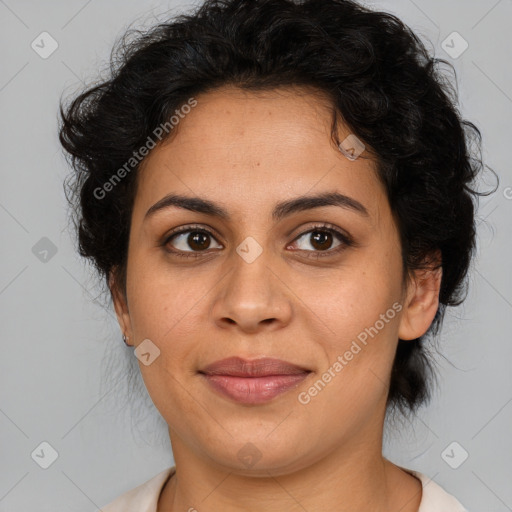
1,0,511,510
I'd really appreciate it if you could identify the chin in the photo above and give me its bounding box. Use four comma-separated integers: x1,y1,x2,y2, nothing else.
197,431,316,477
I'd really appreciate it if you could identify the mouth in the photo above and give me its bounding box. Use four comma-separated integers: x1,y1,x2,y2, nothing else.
199,356,312,405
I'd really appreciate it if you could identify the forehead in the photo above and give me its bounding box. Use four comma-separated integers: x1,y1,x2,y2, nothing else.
177,85,334,142
135,85,387,221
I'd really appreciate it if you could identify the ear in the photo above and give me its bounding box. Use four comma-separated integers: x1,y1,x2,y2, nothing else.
109,268,133,343
398,252,442,341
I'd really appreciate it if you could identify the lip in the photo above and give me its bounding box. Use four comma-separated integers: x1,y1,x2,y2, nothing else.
199,357,311,404
200,356,310,377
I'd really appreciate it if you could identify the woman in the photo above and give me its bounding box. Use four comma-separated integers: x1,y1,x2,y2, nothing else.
59,0,483,510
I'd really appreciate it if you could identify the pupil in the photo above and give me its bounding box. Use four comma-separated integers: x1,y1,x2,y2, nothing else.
311,231,332,251
189,231,210,250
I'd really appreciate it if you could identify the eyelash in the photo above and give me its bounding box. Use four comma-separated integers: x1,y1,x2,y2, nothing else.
162,223,354,259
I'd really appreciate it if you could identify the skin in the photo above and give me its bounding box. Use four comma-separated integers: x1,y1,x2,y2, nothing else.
111,85,442,512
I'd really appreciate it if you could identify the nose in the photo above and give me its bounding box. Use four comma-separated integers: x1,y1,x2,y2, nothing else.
211,247,293,334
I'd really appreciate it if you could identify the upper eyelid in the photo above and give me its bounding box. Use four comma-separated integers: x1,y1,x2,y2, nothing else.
166,225,222,242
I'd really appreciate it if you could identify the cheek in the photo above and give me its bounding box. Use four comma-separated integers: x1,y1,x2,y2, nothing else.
310,256,402,342
299,275,403,429
306,241,404,385
124,255,224,410
125,263,211,422
126,248,203,339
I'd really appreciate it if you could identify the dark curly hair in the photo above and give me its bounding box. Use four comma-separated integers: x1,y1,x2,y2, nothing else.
59,0,487,414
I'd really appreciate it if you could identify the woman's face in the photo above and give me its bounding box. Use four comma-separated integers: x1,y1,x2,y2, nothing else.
113,86,436,475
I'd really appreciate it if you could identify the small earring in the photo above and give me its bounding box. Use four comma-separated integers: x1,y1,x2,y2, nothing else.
122,334,130,346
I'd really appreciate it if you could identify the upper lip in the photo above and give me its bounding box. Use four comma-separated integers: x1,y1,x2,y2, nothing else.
200,356,311,377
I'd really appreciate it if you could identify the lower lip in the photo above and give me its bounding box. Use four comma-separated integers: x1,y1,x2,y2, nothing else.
201,373,310,404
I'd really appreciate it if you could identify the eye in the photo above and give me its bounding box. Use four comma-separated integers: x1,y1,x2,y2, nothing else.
288,224,353,257
164,226,223,257
162,223,353,259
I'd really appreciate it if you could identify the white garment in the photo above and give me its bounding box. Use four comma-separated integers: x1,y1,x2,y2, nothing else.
101,466,468,512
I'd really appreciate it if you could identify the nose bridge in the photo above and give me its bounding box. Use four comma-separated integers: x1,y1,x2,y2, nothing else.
212,235,292,330
232,237,272,297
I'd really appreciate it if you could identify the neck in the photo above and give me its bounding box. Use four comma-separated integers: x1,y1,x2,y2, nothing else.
157,420,422,512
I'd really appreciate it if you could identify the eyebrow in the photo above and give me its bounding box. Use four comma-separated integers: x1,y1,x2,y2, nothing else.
144,191,369,222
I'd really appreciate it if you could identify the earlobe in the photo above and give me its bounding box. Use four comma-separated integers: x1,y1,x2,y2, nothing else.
398,258,442,341
109,269,132,339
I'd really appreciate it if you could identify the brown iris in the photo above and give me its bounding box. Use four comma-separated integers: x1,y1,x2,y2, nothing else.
309,230,333,251
187,231,211,251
